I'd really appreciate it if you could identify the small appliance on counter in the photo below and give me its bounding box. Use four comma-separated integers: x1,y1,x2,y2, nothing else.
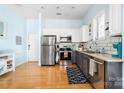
112,42,122,58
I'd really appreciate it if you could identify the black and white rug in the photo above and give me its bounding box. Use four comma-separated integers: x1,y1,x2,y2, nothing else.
66,67,87,84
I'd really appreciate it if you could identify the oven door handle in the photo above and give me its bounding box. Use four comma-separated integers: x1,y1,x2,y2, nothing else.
94,61,103,65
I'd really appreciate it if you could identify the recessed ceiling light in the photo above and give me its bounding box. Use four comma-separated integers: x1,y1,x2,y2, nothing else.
72,6,75,9
56,6,60,9
15,4,23,7
41,6,44,9
56,12,62,15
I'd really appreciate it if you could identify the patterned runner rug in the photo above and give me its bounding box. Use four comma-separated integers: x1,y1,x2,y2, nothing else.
66,67,87,84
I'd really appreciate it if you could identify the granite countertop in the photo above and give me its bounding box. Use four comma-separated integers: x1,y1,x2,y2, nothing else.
77,50,124,62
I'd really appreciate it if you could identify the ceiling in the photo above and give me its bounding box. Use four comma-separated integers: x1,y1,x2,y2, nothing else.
9,4,91,19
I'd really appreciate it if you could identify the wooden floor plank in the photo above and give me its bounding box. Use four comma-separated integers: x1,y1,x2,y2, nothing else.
0,62,92,89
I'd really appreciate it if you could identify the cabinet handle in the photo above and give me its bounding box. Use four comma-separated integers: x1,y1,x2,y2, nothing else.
94,61,103,64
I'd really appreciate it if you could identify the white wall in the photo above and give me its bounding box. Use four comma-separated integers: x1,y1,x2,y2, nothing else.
26,19,39,32
0,5,27,66
83,4,109,25
43,29,82,42
43,19,83,42
44,19,83,29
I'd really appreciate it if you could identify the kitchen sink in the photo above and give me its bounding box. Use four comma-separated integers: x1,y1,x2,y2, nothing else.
83,50,100,54
84,51,96,53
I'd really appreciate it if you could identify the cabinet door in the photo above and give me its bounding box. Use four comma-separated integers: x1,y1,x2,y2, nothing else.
72,51,76,64
109,4,122,36
79,55,83,72
72,29,82,42
79,53,83,70
76,51,80,67
82,54,89,77
81,25,89,42
77,52,81,68
105,62,122,89
76,51,82,69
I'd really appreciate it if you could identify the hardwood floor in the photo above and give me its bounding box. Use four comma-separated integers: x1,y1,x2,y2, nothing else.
0,62,92,89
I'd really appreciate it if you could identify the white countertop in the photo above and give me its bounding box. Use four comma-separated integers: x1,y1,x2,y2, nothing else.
77,50,124,62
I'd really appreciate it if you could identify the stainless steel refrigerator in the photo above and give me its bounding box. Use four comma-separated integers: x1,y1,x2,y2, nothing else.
41,35,56,65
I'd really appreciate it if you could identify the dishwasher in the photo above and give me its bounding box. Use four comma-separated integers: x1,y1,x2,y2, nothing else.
89,58,105,89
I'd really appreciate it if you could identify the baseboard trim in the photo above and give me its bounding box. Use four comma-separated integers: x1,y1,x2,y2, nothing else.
15,61,27,67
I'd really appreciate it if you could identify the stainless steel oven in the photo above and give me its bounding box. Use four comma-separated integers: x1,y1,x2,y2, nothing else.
59,50,72,65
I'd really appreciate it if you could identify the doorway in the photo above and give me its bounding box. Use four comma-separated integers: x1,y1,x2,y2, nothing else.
27,32,39,62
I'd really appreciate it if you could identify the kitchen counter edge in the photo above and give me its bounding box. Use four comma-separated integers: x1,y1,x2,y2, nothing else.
76,50,124,62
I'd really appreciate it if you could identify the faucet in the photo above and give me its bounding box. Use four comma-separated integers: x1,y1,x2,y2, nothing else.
88,40,102,53
89,40,97,49
88,39,93,49
101,47,106,54
94,42,97,46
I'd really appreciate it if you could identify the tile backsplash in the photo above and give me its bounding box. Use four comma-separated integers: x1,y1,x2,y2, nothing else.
84,37,122,54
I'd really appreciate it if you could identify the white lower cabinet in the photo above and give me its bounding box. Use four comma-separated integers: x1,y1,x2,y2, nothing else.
0,53,15,76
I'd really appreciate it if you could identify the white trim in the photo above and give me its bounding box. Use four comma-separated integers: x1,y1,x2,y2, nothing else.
26,20,29,63
15,61,27,67
122,5,124,89
38,12,42,66
12,53,15,71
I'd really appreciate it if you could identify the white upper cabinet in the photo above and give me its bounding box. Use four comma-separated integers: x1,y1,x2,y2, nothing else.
109,4,122,36
91,10,106,40
43,29,81,42
92,18,98,40
81,25,89,42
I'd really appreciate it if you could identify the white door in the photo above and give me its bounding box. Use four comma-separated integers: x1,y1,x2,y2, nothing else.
28,32,39,62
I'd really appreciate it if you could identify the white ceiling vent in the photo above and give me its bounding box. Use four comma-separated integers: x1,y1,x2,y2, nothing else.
56,12,62,15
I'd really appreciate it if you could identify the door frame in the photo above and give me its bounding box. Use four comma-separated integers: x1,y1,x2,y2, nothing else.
27,32,40,63
26,13,42,65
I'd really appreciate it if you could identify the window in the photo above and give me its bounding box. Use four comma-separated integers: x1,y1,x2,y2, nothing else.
98,13,105,39
92,18,98,40
91,10,105,40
